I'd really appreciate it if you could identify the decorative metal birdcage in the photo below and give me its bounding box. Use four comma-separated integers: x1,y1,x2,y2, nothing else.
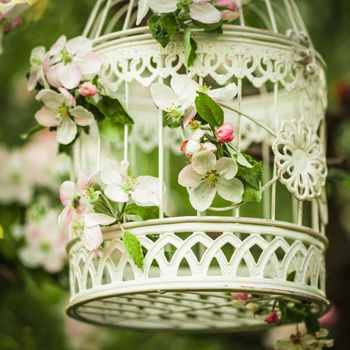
65,0,329,332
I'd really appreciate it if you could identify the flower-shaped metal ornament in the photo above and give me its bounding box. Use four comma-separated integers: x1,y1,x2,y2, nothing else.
273,120,327,201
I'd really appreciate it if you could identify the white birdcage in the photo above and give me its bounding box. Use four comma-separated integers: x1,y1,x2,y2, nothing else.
66,0,329,332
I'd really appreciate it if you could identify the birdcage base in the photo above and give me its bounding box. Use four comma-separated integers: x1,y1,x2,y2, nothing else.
67,217,329,331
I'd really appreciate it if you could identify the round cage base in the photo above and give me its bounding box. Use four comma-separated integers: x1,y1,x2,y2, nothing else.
67,288,328,332
67,218,329,332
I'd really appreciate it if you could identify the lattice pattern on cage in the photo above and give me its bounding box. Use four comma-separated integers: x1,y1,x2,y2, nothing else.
69,220,326,297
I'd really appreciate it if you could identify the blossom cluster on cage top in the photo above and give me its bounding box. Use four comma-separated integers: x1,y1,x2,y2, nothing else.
150,74,263,211
136,0,239,67
58,160,160,253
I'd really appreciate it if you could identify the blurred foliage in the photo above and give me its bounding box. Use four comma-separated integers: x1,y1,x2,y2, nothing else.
1,0,350,349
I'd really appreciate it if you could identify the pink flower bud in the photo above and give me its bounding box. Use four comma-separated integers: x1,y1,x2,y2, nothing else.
232,292,249,301
79,82,97,97
265,311,280,324
216,0,239,22
215,122,235,143
181,140,189,153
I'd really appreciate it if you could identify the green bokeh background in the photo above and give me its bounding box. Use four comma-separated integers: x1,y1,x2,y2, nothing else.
1,1,350,349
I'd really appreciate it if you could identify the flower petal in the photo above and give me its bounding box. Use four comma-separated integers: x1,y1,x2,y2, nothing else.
208,83,238,101
35,89,63,109
45,63,63,88
104,184,129,203
58,63,82,89
170,74,198,109
78,52,102,77
84,213,116,227
190,2,221,24
216,177,244,203
192,151,216,175
48,35,66,56
35,106,59,127
131,176,160,206
101,160,127,185
189,181,216,211
66,36,92,56
81,225,103,251
70,106,94,126
136,0,150,24
56,117,77,145
216,157,238,179
178,164,202,188
149,0,177,13
59,180,76,205
150,83,180,110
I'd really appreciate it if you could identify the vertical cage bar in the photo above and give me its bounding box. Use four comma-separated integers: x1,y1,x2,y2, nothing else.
158,60,165,219
262,141,271,219
123,0,135,30
236,0,245,26
283,0,298,31
264,0,278,33
297,201,303,225
124,82,129,161
235,78,243,218
83,0,104,37
94,0,112,38
271,83,279,221
311,200,320,232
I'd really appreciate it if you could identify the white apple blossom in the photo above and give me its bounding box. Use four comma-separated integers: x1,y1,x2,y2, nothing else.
35,88,94,145
69,212,116,252
178,150,244,211
27,46,48,91
18,210,68,273
58,173,116,252
136,0,221,25
58,172,100,233
101,159,160,207
45,35,101,89
150,74,238,125
181,128,217,157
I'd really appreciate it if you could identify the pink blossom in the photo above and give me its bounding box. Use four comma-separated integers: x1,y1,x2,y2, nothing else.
79,82,97,97
319,305,340,328
45,35,101,89
216,122,234,142
265,311,280,324
216,0,239,22
233,292,249,301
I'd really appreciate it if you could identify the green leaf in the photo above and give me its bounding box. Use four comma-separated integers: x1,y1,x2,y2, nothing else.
305,313,321,333
184,27,197,67
123,231,144,270
287,271,297,282
195,92,224,127
236,154,263,191
125,204,159,220
89,95,134,126
98,117,124,142
20,124,45,140
148,13,179,48
242,184,262,203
